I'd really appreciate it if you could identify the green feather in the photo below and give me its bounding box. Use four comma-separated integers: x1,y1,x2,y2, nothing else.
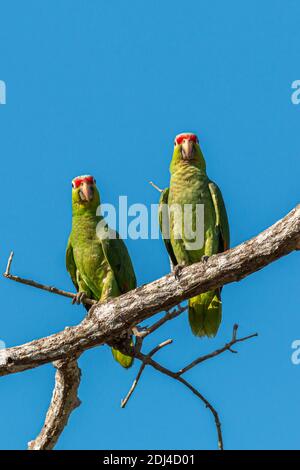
159,139,229,338
188,290,222,337
66,178,136,368
111,341,134,369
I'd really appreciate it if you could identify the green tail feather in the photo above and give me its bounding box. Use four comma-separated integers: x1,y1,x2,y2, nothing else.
188,289,222,338
111,346,134,369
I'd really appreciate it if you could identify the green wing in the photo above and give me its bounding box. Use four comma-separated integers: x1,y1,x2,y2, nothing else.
208,181,230,252
100,227,136,369
100,227,136,294
66,237,79,290
159,188,178,267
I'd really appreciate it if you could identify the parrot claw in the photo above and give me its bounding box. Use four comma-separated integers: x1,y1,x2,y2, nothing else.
201,255,209,263
174,264,185,281
72,292,87,305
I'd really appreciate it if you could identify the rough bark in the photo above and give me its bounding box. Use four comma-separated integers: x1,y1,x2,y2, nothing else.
28,358,81,450
1,205,299,378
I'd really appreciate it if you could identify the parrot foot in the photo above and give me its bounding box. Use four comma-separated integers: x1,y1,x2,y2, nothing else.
173,264,185,281
72,292,87,305
201,255,210,263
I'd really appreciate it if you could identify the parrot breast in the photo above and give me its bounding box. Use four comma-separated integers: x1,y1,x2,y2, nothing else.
168,164,218,263
71,215,111,299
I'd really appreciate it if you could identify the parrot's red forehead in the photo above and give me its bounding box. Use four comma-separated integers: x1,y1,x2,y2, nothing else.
175,133,199,145
72,175,95,188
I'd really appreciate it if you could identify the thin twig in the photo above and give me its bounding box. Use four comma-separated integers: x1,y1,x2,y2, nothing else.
178,376,223,450
135,350,224,450
135,305,187,338
178,325,258,376
3,252,96,306
149,181,163,193
122,306,186,406
123,324,257,450
5,251,14,275
121,339,172,408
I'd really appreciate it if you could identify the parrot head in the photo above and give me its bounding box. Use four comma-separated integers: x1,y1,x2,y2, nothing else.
71,175,100,214
170,133,206,173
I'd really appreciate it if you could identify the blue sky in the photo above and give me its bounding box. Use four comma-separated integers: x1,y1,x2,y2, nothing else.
0,0,299,450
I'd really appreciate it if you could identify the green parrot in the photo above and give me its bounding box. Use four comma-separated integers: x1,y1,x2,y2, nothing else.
159,133,230,338
66,174,136,368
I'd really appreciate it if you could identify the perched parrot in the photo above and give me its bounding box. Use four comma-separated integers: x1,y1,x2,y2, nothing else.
159,133,230,338
66,175,136,368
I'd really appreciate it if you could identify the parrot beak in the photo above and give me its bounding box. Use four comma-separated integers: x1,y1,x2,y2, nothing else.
181,139,195,160
79,182,94,202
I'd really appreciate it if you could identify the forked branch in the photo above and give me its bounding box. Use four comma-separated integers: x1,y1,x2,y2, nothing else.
1,204,299,450
2,205,299,378
122,324,257,450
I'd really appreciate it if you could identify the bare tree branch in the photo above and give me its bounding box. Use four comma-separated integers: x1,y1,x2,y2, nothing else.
121,339,173,408
133,349,224,449
121,305,187,406
121,306,187,407
4,251,14,275
2,205,298,451
149,181,163,193
28,357,81,450
123,324,257,450
4,258,84,451
1,205,299,377
177,324,258,375
3,252,96,307
133,305,187,338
